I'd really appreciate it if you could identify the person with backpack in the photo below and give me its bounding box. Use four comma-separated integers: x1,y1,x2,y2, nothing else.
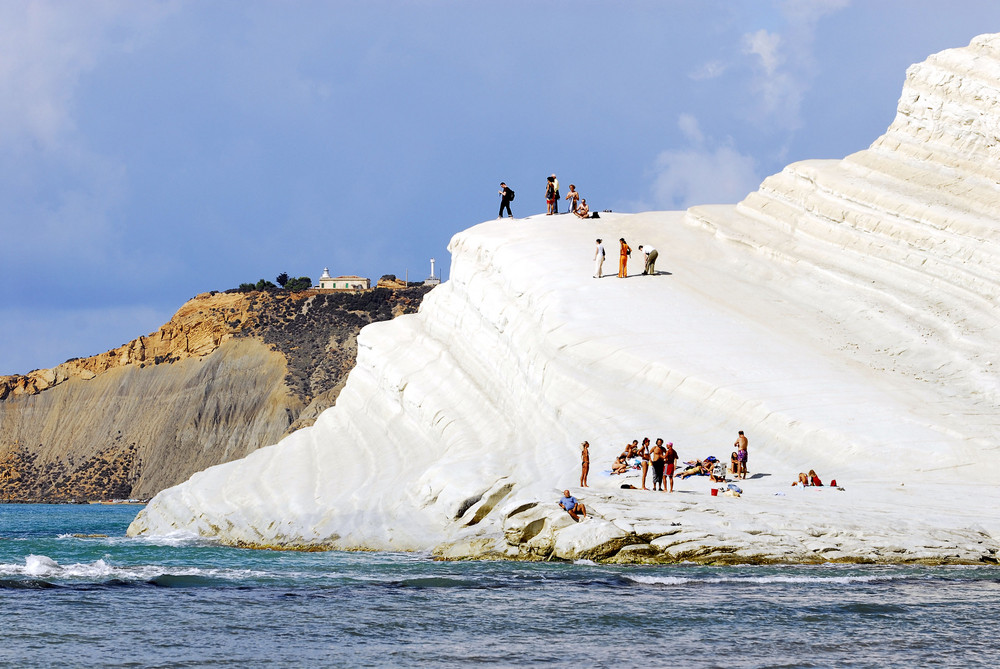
498,182,514,218
618,238,631,278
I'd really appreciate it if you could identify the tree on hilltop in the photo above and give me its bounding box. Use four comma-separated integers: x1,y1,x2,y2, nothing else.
285,276,312,292
276,272,289,288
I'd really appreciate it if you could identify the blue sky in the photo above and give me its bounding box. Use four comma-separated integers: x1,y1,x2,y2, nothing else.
3,0,1000,375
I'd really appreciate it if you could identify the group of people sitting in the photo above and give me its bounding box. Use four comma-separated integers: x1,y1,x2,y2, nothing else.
794,470,824,486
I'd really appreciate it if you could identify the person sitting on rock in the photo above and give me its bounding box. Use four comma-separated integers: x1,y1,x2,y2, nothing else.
558,490,587,521
794,472,810,486
612,453,630,474
575,198,590,218
709,459,728,483
808,469,823,486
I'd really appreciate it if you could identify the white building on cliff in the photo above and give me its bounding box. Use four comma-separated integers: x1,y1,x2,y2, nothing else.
318,268,370,291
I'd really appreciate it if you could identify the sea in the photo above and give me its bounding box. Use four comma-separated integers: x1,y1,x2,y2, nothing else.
1,504,997,668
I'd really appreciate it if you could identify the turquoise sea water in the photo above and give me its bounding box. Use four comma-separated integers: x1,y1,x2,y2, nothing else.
1,504,998,668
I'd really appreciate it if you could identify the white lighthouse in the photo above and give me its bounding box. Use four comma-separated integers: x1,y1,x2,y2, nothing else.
424,258,441,286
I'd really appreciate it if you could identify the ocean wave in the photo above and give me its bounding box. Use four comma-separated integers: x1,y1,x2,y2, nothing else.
0,554,270,585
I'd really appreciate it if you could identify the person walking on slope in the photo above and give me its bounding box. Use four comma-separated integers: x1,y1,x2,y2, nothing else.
638,244,658,275
498,182,514,219
593,238,605,278
618,238,631,277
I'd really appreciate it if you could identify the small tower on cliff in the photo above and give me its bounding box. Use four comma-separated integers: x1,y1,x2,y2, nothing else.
424,258,441,286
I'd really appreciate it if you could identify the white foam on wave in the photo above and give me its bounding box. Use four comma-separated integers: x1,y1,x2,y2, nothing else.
627,573,908,586
0,554,269,582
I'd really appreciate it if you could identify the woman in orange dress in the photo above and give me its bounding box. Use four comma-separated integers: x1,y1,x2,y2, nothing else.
618,238,631,277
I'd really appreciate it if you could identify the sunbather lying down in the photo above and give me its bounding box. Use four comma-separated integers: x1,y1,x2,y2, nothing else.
677,456,718,479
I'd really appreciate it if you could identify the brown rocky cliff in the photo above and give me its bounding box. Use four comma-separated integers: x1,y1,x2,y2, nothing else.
0,291,261,399
0,287,430,502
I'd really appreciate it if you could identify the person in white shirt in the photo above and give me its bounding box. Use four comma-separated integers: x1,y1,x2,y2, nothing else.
637,244,658,275
593,238,605,278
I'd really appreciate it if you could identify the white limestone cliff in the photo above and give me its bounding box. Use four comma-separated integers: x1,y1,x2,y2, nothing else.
127,34,1000,564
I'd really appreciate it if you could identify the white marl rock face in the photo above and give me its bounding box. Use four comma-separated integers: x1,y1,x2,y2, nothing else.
128,34,1000,564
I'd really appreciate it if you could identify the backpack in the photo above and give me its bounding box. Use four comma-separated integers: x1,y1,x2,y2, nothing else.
508,188,515,201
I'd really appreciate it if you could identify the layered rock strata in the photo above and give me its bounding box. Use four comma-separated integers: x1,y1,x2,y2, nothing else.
0,287,429,501
128,35,1000,563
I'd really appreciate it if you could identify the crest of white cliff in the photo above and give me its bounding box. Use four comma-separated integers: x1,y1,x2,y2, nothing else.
128,35,1000,563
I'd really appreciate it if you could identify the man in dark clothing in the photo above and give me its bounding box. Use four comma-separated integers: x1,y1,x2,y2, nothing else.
499,182,514,218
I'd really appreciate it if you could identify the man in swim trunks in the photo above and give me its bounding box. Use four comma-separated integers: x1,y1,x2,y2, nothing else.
664,441,678,492
650,439,666,491
735,430,749,479
558,490,587,521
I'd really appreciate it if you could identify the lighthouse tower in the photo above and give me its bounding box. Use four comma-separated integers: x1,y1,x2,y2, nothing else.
423,258,441,286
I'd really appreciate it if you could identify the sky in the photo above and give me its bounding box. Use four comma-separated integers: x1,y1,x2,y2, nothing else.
3,0,1000,376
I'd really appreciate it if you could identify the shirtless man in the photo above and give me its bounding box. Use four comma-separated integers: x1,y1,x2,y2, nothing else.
580,441,590,487
664,441,678,492
735,430,749,479
558,490,587,521
650,439,666,491
638,438,651,490
575,199,590,218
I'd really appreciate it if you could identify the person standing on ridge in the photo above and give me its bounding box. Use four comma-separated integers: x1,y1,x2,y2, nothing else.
498,182,514,219
565,184,579,214
650,439,666,491
638,244,658,275
593,238,605,278
638,437,651,490
580,441,590,487
664,441,678,492
735,430,749,479
551,174,560,213
545,176,556,215
618,238,631,277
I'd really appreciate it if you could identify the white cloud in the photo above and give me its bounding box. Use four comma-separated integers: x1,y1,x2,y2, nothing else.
0,2,172,151
744,29,783,75
647,116,761,210
689,59,727,81
737,1,850,132
677,113,704,145
0,3,175,265
649,145,759,210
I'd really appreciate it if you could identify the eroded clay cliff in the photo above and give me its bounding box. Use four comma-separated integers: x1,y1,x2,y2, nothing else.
0,287,430,502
